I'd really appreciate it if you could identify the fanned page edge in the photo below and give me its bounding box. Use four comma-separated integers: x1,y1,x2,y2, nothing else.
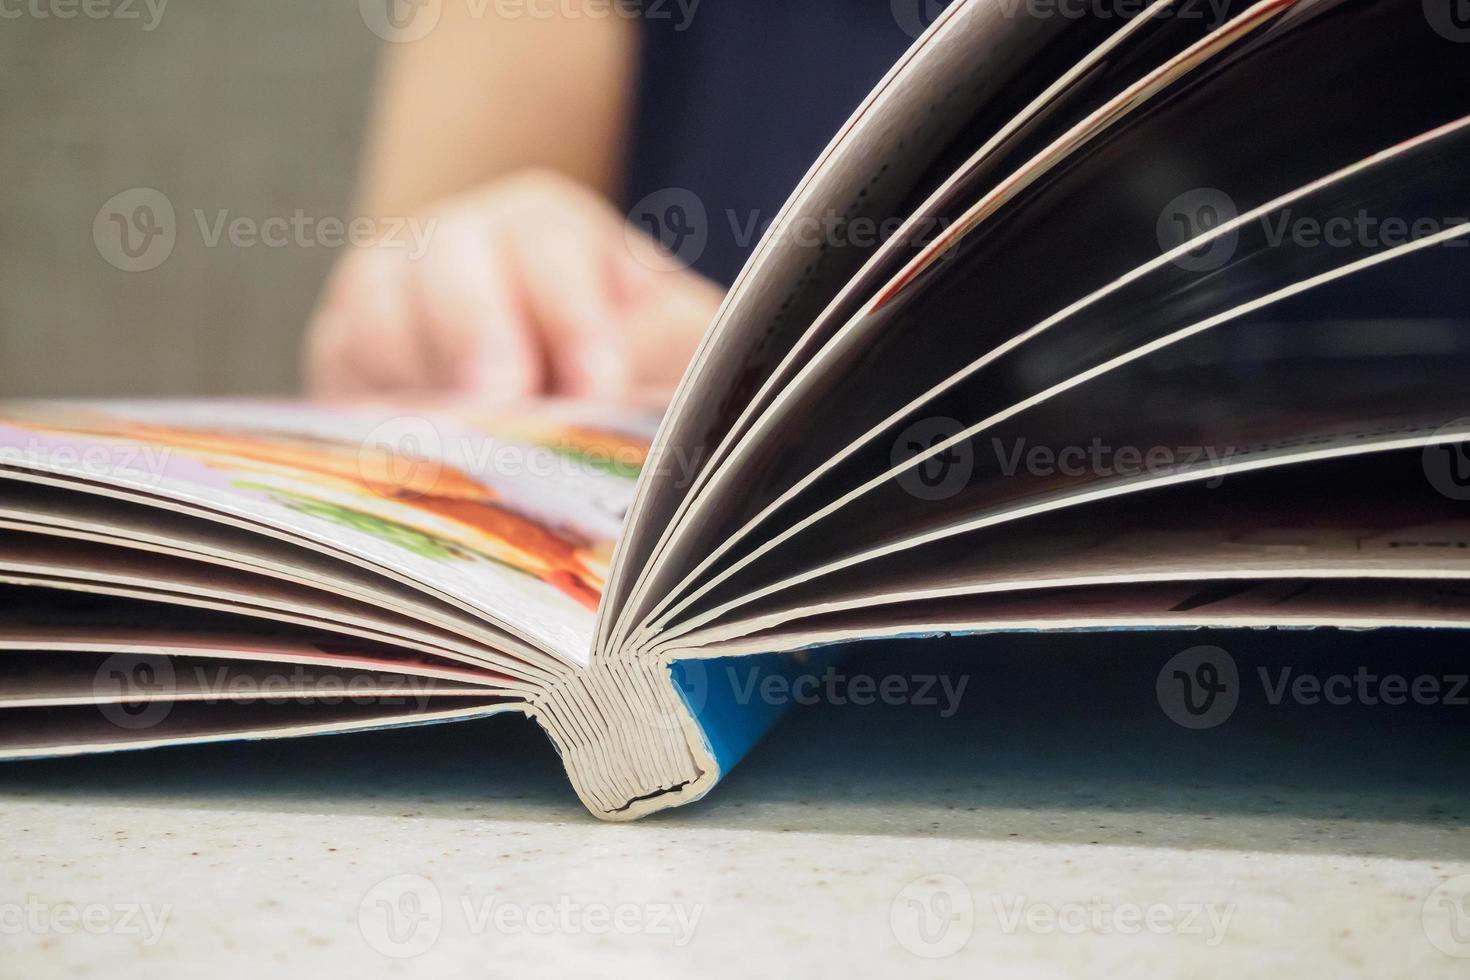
621,0,1304,653
575,0,996,818
593,0,983,654
641,132,1470,648
577,11,1470,816
581,0,1283,817
607,0,1190,655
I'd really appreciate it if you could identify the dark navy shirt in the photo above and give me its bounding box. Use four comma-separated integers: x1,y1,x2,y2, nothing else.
621,1,945,286
620,1,1466,319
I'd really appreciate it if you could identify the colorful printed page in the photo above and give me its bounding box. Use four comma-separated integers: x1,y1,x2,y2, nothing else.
0,399,661,664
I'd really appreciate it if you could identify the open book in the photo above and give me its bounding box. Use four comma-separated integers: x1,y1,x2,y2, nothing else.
6,0,1470,819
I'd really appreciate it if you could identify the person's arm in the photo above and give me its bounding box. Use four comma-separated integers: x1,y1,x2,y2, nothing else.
358,4,637,214
306,4,723,404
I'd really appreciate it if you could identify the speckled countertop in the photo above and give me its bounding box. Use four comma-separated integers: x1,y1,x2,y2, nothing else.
5,632,1470,977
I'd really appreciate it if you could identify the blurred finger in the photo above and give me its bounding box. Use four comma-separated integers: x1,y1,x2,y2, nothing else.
307,247,426,398
413,217,546,402
512,218,634,399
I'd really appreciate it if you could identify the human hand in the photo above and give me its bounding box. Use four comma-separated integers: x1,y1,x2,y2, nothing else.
306,170,724,405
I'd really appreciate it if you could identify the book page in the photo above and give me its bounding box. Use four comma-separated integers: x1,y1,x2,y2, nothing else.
602,0,1148,651
673,579,1470,661
662,451,1470,648
0,697,518,760
627,1,1470,651
657,287,1470,640
0,399,658,664
0,650,497,708
613,0,1277,652
637,120,1470,645
0,475,554,660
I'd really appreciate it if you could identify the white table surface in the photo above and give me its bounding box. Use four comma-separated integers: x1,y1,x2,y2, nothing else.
5,632,1470,978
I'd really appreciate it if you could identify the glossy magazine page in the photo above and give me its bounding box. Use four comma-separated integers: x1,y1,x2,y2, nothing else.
0,399,660,663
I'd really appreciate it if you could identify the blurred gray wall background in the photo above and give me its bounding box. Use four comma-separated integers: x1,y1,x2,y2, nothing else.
0,1,381,398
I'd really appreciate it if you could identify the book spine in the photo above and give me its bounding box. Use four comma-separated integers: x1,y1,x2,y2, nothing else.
531,658,718,821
